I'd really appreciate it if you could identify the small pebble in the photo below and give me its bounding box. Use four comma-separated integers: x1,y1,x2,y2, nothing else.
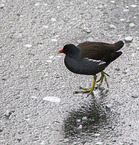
44,73,49,77
124,36,133,42
109,24,116,29
106,104,112,108
76,119,81,122
63,138,69,142
120,18,125,22
24,44,32,48
87,37,94,41
124,68,130,72
77,124,82,130
37,70,41,72
35,3,40,6
18,34,22,37
51,18,56,21
86,29,91,33
131,53,136,57
110,1,115,3
25,118,30,122
82,116,87,120
2,76,7,81
77,40,82,43
131,4,137,8
98,5,103,8
84,2,87,4
43,96,61,103
0,4,5,8
84,28,91,33
43,25,48,29
5,110,13,118
43,3,48,6
5,110,11,117
31,96,37,99
96,142,103,145
129,23,135,27
123,9,129,12
40,141,45,145
46,60,52,63
51,39,57,42
49,55,54,59
94,133,100,136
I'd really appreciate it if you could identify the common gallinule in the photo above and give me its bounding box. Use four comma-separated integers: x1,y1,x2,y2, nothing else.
57,41,124,96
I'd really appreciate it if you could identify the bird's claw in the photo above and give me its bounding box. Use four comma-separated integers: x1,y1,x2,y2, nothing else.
74,87,94,97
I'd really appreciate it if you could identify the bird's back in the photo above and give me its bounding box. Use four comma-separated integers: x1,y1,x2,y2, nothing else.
77,41,124,62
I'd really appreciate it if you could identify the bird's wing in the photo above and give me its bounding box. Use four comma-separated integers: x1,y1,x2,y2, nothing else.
77,42,118,62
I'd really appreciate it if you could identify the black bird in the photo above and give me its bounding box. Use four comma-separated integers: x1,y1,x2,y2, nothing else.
57,41,124,96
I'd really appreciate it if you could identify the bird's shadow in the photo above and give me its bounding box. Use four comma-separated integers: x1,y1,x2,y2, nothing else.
63,88,111,143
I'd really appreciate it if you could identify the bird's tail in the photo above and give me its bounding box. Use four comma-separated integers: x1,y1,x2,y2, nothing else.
114,41,124,51
111,51,122,61
106,51,122,64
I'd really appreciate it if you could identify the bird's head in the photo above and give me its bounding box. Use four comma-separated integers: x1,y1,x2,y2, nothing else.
57,44,79,56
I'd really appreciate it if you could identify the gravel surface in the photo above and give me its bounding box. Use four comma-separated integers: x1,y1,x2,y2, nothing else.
0,0,139,145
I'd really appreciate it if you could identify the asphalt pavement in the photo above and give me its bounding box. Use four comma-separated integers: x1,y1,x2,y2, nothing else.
0,0,139,144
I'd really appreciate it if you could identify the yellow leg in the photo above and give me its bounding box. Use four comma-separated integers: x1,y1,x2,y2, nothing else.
97,71,109,88
104,74,109,87
74,75,97,96
91,75,97,90
87,75,97,96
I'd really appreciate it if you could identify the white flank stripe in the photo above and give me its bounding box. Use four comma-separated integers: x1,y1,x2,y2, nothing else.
85,58,106,65
98,61,106,65
85,58,101,63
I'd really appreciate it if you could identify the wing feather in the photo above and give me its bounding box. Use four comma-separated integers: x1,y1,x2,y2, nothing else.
77,42,117,62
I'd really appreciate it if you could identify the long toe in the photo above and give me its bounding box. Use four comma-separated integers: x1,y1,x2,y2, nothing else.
96,76,104,88
87,89,94,97
74,88,94,97
103,71,110,77
79,86,91,90
104,76,109,88
74,89,91,94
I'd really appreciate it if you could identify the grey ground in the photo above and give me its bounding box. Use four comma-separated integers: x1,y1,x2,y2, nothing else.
0,0,139,145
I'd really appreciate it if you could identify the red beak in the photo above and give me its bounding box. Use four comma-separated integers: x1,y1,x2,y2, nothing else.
57,49,63,53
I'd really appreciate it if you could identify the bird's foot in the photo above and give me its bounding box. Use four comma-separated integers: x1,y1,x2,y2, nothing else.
74,75,96,97
74,87,94,97
96,71,109,88
79,86,92,90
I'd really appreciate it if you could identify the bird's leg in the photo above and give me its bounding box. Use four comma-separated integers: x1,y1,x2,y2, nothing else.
87,75,97,96
96,71,104,88
104,75,109,87
74,75,97,96
96,71,109,88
